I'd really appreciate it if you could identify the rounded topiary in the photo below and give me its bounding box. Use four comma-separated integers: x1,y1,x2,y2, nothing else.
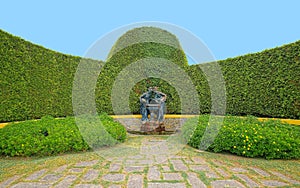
96,26,188,114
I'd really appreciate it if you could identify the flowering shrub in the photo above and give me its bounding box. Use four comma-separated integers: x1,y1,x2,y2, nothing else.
182,115,300,159
0,114,126,157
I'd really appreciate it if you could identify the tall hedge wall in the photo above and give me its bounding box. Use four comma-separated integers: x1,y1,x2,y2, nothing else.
1,28,299,122
217,41,300,118
187,41,300,119
0,29,103,122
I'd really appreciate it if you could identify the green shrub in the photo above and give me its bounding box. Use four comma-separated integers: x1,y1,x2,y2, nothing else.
0,114,126,157
182,115,300,159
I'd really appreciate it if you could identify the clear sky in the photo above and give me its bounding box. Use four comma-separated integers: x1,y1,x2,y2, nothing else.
1,0,299,62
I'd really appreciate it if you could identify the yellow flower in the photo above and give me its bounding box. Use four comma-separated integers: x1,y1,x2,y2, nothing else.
233,146,237,148
22,144,24,147
242,151,246,154
245,130,248,132
243,140,246,142
277,149,280,151
273,141,276,144
247,148,250,150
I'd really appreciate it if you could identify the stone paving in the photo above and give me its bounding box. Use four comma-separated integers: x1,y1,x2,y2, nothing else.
1,136,300,188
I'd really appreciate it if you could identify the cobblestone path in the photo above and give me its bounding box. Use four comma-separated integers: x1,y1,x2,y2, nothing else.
1,135,299,188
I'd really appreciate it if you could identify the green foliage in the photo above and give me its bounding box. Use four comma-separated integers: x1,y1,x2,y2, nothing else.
182,115,300,159
0,29,103,122
218,41,300,119
187,41,300,118
1,27,299,122
0,114,126,157
96,27,188,114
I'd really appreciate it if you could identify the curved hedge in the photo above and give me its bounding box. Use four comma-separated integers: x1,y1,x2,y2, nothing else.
185,40,300,119
182,115,300,159
0,29,103,122
218,41,300,118
1,28,299,122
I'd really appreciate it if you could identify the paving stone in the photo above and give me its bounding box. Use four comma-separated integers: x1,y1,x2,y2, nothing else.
211,180,245,188
108,185,122,188
211,160,224,167
206,171,219,178
162,165,171,172
191,157,206,164
155,155,168,164
0,175,20,188
231,167,248,173
187,172,207,188
40,174,61,183
74,184,102,188
235,174,259,188
249,167,270,177
82,169,99,181
11,182,51,188
127,174,143,188
54,175,77,188
54,165,68,173
109,163,122,172
128,155,144,159
162,173,183,181
189,164,211,172
108,185,121,188
183,158,194,164
215,168,230,178
69,168,84,173
125,160,138,165
124,166,144,173
75,160,98,167
25,169,47,181
170,160,188,171
147,166,160,181
148,182,186,188
137,159,155,165
102,174,125,182
271,171,300,184
261,180,288,187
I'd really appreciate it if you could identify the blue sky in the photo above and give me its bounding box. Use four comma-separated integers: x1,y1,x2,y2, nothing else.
1,0,299,62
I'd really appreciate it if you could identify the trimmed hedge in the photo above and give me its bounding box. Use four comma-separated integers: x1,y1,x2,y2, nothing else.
1,28,299,122
218,41,300,119
0,114,126,157
186,41,300,119
0,29,103,122
96,27,188,114
182,115,300,159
